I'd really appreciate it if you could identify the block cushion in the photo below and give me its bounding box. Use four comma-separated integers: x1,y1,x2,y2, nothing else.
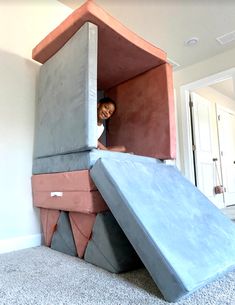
32,170,108,213
33,149,162,174
34,22,97,158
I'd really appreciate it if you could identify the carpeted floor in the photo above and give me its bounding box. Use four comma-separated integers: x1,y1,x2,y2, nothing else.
1,247,235,305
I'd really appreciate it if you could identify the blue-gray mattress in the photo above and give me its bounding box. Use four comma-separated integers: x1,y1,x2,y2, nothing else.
90,157,235,302
32,149,162,174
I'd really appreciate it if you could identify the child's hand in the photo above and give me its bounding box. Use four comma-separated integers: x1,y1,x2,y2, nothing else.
97,141,108,150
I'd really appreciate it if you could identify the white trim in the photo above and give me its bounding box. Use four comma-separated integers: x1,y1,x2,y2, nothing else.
181,67,235,92
179,88,195,183
179,67,235,183
0,233,42,254
233,72,235,100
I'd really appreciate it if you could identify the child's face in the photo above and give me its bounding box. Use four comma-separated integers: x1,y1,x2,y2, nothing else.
97,102,115,121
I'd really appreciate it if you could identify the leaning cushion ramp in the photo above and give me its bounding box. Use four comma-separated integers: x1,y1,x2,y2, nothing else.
90,157,235,302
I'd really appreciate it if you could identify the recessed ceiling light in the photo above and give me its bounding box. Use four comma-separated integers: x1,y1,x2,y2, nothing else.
184,37,199,46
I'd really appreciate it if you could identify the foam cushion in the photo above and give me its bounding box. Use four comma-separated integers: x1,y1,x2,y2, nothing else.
51,211,77,256
32,170,108,213
84,211,142,273
34,22,97,158
90,157,235,302
32,170,97,191
32,149,162,174
106,63,175,159
32,1,175,161
33,190,107,214
32,1,166,90
69,212,96,258
40,208,60,247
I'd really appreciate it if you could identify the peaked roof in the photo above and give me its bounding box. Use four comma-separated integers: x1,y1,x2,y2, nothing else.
32,0,167,89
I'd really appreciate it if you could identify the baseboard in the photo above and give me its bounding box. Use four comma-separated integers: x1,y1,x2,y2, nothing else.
0,233,42,254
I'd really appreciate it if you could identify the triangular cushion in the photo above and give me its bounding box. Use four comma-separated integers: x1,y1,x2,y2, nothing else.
69,212,96,258
84,211,142,273
40,208,60,247
51,211,77,256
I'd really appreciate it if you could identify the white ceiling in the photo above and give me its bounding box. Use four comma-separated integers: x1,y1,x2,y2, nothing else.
58,0,235,99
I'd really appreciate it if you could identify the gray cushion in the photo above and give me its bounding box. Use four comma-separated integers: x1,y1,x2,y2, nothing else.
90,157,235,302
33,149,162,174
84,211,142,273
34,22,98,158
51,211,77,257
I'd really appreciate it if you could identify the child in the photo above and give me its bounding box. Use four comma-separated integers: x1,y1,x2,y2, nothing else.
97,97,126,152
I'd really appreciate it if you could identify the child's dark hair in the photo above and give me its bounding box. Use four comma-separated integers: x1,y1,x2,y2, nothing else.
98,97,116,110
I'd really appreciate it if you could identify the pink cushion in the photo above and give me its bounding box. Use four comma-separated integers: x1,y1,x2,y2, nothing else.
69,212,96,258
32,171,108,213
107,64,176,159
32,1,166,90
33,191,108,213
40,208,60,246
32,170,97,191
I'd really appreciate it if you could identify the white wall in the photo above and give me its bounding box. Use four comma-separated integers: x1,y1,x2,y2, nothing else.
0,1,72,253
195,87,235,112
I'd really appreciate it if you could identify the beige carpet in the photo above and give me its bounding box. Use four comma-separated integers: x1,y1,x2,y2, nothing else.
1,246,235,305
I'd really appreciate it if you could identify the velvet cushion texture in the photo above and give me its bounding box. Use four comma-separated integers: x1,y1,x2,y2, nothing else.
50,211,77,257
34,22,97,158
90,157,235,302
84,211,142,273
32,1,166,88
32,170,108,213
32,1,175,161
32,149,162,174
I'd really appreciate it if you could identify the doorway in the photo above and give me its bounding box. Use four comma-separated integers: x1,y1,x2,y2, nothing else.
216,105,235,206
189,92,224,208
180,68,235,208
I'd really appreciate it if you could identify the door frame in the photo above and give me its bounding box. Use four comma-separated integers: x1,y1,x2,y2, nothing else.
179,67,235,185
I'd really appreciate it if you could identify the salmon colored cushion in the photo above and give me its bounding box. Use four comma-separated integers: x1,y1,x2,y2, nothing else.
40,208,60,247
69,212,96,258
